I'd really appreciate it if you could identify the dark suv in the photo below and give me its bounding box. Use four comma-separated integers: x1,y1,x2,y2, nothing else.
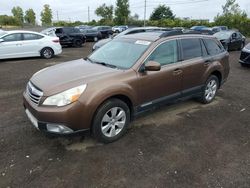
92,26,113,39
50,27,86,47
23,31,229,143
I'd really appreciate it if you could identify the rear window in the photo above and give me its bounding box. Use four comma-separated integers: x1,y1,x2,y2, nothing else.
180,38,202,60
203,39,224,55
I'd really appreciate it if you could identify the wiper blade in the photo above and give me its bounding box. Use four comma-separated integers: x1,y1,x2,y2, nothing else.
85,57,117,69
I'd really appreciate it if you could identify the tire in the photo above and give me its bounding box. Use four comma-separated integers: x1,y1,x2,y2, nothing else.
73,39,83,47
239,42,245,50
199,75,219,104
92,99,130,143
93,37,98,42
41,47,54,59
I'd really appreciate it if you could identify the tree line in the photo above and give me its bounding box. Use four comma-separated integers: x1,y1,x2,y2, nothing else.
0,4,53,27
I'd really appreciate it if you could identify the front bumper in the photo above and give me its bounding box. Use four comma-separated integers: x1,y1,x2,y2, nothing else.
23,92,91,135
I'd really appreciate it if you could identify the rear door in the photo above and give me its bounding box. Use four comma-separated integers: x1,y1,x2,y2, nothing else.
21,33,44,57
179,38,207,97
0,33,23,59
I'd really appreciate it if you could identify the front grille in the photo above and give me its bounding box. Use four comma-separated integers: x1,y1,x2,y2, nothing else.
26,82,43,105
240,51,250,62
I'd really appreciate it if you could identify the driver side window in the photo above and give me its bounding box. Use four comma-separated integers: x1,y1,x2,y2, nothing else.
146,40,178,66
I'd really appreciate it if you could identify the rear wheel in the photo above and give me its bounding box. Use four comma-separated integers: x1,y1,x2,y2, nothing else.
73,39,83,47
199,75,219,104
41,47,54,59
239,42,245,50
92,99,130,143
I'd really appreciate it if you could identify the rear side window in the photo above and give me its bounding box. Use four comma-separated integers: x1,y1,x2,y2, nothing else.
23,33,43,40
203,39,224,55
180,38,202,60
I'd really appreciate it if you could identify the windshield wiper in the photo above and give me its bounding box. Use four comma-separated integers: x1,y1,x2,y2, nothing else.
94,61,117,69
85,57,117,69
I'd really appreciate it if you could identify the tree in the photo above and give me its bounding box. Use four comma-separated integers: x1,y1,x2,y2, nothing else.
222,0,241,15
150,5,175,21
40,4,53,26
114,0,130,25
95,4,114,21
11,6,24,26
24,9,36,25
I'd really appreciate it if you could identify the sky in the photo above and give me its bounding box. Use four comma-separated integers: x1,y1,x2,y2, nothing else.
0,0,250,24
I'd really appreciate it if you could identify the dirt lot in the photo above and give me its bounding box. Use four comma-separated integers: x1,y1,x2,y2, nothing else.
0,42,250,188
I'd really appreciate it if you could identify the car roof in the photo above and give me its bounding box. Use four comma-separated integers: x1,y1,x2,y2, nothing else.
119,31,216,42
3,30,45,35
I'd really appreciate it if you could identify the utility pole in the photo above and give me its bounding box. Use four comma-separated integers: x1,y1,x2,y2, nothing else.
144,0,146,27
88,6,90,22
56,11,59,21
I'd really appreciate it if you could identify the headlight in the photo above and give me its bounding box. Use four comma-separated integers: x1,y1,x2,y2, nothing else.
43,84,87,106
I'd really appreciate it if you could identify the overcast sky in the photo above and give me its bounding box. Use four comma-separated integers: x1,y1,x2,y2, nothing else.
1,0,250,23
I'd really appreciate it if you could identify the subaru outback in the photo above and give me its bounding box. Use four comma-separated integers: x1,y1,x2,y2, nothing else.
23,31,230,143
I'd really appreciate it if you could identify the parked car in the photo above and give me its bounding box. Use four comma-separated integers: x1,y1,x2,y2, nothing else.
41,27,86,47
213,30,246,51
190,26,208,31
239,43,250,66
92,27,172,51
172,27,185,31
80,29,102,42
23,31,229,143
212,26,228,33
0,30,61,59
112,25,128,33
92,26,113,39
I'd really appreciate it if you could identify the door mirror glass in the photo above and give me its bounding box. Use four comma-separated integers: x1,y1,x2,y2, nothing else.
145,61,161,71
0,38,4,43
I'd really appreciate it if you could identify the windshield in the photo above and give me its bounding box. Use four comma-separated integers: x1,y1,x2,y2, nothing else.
88,39,151,69
0,30,7,37
214,32,232,40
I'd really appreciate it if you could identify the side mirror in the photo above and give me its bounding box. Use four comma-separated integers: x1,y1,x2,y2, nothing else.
0,39,4,43
145,61,161,71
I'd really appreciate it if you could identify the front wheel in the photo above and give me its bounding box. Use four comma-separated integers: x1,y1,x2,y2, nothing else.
199,75,219,104
92,99,130,143
73,39,83,47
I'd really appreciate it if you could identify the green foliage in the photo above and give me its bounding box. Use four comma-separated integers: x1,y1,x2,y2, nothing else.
11,6,24,26
150,5,175,21
0,15,19,26
114,0,130,25
40,4,53,26
24,9,36,25
222,0,241,14
95,4,114,22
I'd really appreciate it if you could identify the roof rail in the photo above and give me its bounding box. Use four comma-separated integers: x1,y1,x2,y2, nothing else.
159,30,183,38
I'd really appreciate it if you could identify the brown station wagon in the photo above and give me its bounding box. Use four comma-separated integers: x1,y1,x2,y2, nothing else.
23,31,230,143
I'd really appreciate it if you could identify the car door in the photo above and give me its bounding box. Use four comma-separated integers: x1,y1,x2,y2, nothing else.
136,39,182,111
179,38,207,97
230,32,241,50
21,33,44,57
0,33,23,59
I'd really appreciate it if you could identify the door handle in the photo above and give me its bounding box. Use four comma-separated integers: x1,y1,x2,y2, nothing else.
173,68,183,75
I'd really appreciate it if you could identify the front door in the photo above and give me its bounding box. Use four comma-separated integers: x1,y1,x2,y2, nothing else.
136,39,182,111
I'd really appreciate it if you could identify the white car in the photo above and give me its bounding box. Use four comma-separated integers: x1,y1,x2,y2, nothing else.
0,30,62,59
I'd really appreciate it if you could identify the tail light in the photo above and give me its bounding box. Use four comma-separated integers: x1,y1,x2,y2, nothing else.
52,39,60,43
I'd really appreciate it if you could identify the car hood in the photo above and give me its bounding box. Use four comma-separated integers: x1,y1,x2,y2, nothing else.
30,59,119,96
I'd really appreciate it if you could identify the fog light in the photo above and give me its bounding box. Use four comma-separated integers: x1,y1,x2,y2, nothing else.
46,124,73,134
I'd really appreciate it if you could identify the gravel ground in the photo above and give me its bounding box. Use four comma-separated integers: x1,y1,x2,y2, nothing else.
0,42,250,188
